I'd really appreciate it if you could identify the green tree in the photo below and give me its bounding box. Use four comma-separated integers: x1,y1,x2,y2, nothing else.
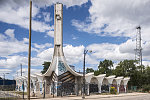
94,69,101,76
41,61,51,74
86,68,94,73
98,59,113,76
144,66,150,85
114,60,146,88
114,60,137,77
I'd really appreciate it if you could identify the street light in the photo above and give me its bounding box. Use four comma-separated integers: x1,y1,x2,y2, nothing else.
82,49,92,99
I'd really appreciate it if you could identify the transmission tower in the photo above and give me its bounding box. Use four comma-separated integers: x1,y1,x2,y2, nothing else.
135,26,142,66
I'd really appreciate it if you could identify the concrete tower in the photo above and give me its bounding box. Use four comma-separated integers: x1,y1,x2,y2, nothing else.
44,3,81,79
42,3,82,96
54,3,64,57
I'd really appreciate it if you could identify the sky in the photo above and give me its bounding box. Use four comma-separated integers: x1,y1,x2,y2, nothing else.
1,0,150,79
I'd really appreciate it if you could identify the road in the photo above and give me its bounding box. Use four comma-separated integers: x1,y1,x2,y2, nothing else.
34,93,150,100
86,94,150,100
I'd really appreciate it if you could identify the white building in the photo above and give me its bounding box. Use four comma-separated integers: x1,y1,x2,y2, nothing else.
15,3,130,97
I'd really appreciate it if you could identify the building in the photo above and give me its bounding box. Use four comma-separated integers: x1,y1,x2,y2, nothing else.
15,3,130,97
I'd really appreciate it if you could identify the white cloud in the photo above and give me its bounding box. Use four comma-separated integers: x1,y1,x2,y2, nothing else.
43,12,52,22
71,0,150,66
46,30,54,38
0,69,12,78
14,68,41,77
0,29,29,56
36,45,85,65
0,56,28,68
0,0,88,38
72,0,150,40
32,0,88,8
119,39,135,54
4,29,15,40
87,41,135,61
86,38,150,67
0,69,12,74
33,43,52,50
72,34,78,40
64,45,84,64
0,28,51,68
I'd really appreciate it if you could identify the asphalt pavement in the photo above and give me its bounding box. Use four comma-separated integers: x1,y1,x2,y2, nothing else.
32,93,150,100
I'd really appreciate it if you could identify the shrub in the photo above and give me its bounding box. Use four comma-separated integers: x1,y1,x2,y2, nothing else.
142,85,150,92
110,87,117,94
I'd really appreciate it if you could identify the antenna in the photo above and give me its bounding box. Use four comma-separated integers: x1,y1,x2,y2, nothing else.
135,26,142,66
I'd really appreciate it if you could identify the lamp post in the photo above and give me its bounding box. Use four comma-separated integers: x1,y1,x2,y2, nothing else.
82,49,92,99
20,64,25,99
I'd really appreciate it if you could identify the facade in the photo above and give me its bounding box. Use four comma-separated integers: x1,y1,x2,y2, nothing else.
15,3,130,97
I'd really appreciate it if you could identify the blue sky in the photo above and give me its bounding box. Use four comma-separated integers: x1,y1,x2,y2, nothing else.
1,0,150,79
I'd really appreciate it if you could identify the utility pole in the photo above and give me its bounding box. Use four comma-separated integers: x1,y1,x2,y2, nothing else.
27,0,32,100
21,64,22,76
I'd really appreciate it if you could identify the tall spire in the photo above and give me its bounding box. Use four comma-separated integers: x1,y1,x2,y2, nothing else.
54,3,64,57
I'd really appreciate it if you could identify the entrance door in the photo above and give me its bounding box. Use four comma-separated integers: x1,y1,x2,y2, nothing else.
101,84,109,93
89,84,98,93
57,71,75,96
57,82,75,96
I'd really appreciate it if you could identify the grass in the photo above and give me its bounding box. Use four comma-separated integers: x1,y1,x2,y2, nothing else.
0,97,20,100
14,91,27,95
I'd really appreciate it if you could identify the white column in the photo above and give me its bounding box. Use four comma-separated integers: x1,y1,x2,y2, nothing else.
87,83,90,95
109,84,111,93
124,85,127,93
34,82,36,93
98,83,102,93
117,84,120,94
55,81,57,96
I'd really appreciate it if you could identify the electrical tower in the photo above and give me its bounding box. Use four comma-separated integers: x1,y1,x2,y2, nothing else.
135,26,142,66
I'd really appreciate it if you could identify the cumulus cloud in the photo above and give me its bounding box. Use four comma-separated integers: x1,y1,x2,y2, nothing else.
0,0,88,38
4,29,15,40
0,69,12,74
0,29,29,56
87,41,135,61
63,45,84,64
71,0,150,66
46,30,54,38
86,38,150,67
32,0,88,8
0,29,88,68
0,56,28,68
0,28,52,68
14,68,42,78
72,0,150,40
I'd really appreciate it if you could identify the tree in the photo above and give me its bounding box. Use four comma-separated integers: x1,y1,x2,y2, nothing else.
114,60,146,88
94,69,101,76
114,60,137,77
144,66,150,85
86,68,94,73
98,59,113,76
41,61,51,74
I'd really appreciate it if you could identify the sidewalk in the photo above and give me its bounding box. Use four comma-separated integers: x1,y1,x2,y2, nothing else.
31,93,149,100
